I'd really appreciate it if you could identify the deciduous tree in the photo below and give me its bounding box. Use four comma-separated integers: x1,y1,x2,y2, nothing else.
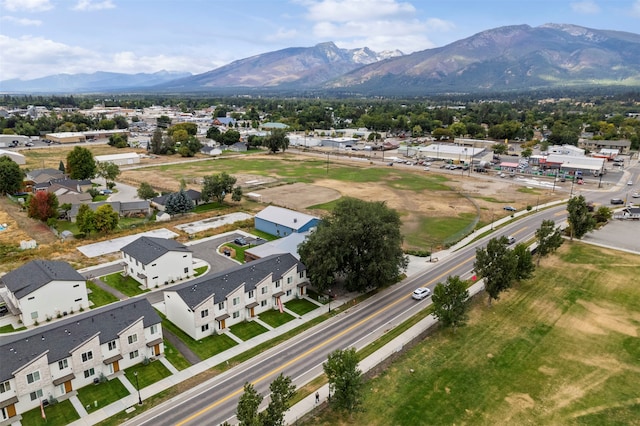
96,162,120,189
567,195,596,240
137,182,158,200
299,197,407,293
76,204,95,234
66,146,96,180
535,219,564,265
27,191,58,222
237,382,262,426
0,157,23,195
474,237,517,306
263,374,296,426
432,275,470,332
323,348,362,414
264,128,290,153
94,204,119,233
201,172,238,204
513,243,535,282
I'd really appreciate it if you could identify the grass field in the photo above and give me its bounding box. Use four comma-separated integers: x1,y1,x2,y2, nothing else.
87,280,119,307
303,242,640,425
229,320,269,341
76,377,130,414
101,272,149,297
20,399,80,426
259,309,296,327
124,360,172,389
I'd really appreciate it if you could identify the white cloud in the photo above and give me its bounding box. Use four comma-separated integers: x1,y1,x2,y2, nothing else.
72,0,115,11
1,0,52,12
1,15,42,26
304,0,416,22
570,0,600,14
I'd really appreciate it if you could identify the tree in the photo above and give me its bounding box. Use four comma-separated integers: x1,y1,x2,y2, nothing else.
231,185,243,202
164,189,194,216
264,128,290,153
492,143,508,156
237,382,262,426
94,204,119,233
76,204,95,234
513,243,535,282
59,203,72,220
432,275,470,332
96,161,120,189
66,146,96,180
27,191,58,222
201,172,238,204
263,374,296,426
58,160,65,174
221,129,241,145
298,197,408,293
108,133,128,148
535,219,564,266
206,126,221,141
0,157,24,195
474,237,517,306
567,195,596,240
593,206,612,224
521,147,533,159
137,182,158,200
323,348,362,414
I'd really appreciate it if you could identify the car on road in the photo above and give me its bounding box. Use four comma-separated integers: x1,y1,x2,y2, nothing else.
423,166,430,171
610,198,624,205
503,205,517,211
412,287,431,300
233,237,248,246
632,192,639,198
25,142,34,147
628,180,634,186
506,235,516,244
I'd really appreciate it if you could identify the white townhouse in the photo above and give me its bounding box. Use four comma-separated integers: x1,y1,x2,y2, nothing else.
0,299,163,421
120,236,193,289
0,260,89,327
164,253,308,340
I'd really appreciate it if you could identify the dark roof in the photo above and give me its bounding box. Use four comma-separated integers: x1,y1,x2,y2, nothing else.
121,236,190,264
172,253,305,309
151,189,201,206
26,168,64,180
0,298,161,382
0,260,85,299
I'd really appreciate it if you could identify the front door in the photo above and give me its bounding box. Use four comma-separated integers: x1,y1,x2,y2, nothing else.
154,344,160,356
113,360,120,373
64,380,73,393
250,307,255,317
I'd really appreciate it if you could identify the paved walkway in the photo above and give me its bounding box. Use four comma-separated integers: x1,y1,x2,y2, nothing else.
91,277,128,301
162,328,202,364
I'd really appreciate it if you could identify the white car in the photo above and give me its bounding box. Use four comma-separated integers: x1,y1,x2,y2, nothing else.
632,192,639,198
628,180,634,186
423,166,430,171
412,287,431,300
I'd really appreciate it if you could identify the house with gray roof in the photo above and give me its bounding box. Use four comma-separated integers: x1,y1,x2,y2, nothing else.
164,253,307,340
150,189,201,212
68,200,150,222
0,298,162,420
121,236,193,289
254,206,320,237
0,260,88,327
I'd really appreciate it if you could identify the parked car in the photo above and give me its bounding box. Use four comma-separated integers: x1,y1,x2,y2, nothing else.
503,205,517,211
233,237,248,246
610,198,624,205
0,305,8,316
423,167,430,171
25,142,34,147
99,189,113,195
412,287,431,300
628,180,634,186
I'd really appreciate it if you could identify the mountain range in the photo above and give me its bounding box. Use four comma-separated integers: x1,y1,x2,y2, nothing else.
2,23,639,96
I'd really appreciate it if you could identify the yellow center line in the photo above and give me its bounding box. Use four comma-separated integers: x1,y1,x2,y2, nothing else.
176,255,473,425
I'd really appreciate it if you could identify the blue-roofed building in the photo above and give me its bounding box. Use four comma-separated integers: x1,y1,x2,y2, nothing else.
254,206,320,237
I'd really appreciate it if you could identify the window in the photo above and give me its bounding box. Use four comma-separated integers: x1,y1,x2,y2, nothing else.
275,280,281,288
299,272,304,278
129,350,139,360
142,265,145,270
74,298,82,302
183,254,188,258
233,297,240,306
286,289,292,296
261,300,267,307
58,359,68,370
287,277,292,284
81,351,93,362
31,311,38,319
218,302,224,310
232,311,240,319
28,296,35,300
26,371,40,384
30,389,43,401
108,340,117,351
248,290,254,298
152,276,158,280
83,368,95,378
261,287,268,294
201,309,209,318
128,334,138,344
184,267,189,273
150,324,158,334
201,324,209,332
73,284,80,288
0,380,10,393
151,263,156,267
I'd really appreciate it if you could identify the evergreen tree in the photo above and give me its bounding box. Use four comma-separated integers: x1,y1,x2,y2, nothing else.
164,189,194,215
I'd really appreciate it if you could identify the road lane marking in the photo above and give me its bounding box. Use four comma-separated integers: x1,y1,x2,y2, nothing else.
177,256,474,425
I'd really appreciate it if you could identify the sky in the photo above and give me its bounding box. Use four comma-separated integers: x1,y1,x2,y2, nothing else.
1,0,639,81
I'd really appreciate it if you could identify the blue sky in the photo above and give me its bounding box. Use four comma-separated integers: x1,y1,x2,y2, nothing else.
1,0,639,81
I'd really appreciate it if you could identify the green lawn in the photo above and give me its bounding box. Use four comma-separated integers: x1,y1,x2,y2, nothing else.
194,265,208,277
124,360,172,389
21,399,79,426
285,298,320,316
229,320,269,341
259,309,296,328
76,377,130,413
159,314,238,360
162,339,192,370
87,280,119,307
193,201,225,213
304,243,640,425
101,272,149,296
0,323,26,333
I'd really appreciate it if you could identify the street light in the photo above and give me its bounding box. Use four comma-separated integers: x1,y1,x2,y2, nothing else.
134,371,142,405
